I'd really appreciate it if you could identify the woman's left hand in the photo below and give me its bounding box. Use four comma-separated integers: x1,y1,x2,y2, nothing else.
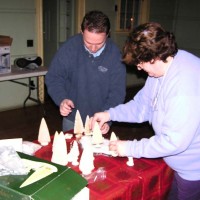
109,140,127,157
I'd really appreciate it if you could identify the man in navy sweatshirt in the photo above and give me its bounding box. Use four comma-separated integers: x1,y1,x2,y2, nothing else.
45,10,126,133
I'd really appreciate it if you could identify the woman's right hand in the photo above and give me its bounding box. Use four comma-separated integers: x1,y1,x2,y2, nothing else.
90,111,110,133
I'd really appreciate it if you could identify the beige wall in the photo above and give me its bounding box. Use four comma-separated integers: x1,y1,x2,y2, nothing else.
149,0,200,57
0,0,40,111
1,0,200,111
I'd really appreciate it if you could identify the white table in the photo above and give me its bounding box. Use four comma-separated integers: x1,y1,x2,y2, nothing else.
0,65,48,107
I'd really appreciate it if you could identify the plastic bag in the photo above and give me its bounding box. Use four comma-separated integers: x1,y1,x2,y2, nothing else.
82,167,106,184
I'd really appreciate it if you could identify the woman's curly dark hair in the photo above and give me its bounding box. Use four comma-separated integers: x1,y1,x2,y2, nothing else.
122,22,178,66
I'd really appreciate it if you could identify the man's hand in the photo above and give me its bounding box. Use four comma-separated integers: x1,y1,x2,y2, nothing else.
60,99,74,116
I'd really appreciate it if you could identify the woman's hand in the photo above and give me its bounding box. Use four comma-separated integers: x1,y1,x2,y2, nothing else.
90,111,110,133
109,140,127,157
100,123,110,134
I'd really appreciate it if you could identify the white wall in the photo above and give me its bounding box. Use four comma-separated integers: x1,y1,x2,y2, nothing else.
0,0,37,61
149,0,200,57
173,0,200,56
0,0,38,111
1,0,200,111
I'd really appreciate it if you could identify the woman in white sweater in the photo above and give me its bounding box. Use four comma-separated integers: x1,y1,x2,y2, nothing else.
90,22,200,200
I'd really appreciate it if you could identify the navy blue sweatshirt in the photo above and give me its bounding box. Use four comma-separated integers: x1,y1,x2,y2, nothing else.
45,33,126,123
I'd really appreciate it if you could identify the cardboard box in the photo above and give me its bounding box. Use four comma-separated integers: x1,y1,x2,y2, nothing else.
0,35,13,46
0,152,88,200
0,35,12,74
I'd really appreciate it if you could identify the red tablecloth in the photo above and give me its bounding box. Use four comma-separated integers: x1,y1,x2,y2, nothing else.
35,138,174,200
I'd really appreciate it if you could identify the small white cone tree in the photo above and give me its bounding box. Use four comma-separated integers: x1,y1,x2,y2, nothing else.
38,118,51,146
52,131,59,152
91,122,103,146
79,144,94,175
68,140,80,166
109,131,118,157
84,115,92,136
51,131,68,166
74,110,84,138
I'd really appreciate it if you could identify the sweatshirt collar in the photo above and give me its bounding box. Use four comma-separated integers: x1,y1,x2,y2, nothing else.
84,43,106,57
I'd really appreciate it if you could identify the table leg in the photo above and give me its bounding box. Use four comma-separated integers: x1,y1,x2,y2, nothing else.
10,77,46,115
23,77,46,116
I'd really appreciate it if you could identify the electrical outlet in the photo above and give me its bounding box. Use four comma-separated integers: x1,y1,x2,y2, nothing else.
27,40,33,47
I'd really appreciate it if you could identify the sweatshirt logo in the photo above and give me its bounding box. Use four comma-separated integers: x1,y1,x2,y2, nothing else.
98,66,108,73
